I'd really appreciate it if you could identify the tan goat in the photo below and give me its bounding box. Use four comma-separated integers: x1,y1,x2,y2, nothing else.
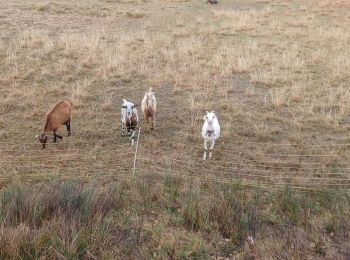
39,100,72,149
141,87,157,132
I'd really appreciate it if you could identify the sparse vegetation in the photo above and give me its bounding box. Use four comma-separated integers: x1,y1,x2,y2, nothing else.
1,0,350,258
0,179,349,258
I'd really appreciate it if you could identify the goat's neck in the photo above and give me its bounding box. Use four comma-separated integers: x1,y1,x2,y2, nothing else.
146,98,154,107
206,121,214,132
43,122,50,133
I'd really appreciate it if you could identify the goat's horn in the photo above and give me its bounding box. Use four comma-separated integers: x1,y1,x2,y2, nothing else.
35,135,39,138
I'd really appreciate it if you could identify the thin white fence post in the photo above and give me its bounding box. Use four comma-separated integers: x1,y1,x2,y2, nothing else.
133,126,141,176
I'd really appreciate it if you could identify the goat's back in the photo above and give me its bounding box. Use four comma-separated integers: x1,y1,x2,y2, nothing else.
45,101,72,130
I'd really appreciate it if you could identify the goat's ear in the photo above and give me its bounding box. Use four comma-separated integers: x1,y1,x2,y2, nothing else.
149,87,153,92
122,99,127,103
205,111,209,115
121,105,126,108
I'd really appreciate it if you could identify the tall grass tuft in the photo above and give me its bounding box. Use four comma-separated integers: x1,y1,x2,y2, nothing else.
0,179,349,258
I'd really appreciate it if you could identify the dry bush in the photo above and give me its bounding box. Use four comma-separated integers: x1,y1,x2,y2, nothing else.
0,179,348,259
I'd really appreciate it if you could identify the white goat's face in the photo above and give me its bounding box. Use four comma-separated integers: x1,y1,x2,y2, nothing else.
122,100,137,119
203,111,216,125
145,91,155,102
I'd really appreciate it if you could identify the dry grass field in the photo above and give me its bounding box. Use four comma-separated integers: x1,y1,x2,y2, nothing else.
0,0,350,258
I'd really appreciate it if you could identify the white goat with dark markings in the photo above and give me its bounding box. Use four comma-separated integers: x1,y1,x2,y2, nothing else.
121,99,138,146
201,111,220,160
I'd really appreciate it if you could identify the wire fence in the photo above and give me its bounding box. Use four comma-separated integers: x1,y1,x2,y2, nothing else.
2,127,350,147
1,126,350,194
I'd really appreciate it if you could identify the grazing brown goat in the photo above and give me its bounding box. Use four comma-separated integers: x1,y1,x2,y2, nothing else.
39,100,72,149
141,87,157,132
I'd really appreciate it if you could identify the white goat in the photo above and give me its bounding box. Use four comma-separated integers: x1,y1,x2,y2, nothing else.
201,111,220,160
141,87,157,132
121,99,139,146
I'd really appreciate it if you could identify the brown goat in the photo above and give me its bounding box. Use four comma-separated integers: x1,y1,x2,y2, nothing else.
39,100,72,149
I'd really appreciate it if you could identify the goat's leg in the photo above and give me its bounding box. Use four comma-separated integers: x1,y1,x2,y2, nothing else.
142,112,148,132
121,123,126,136
130,129,135,146
141,111,147,132
53,132,63,143
146,117,150,132
151,115,155,130
147,115,151,132
55,133,63,140
209,140,215,159
203,140,208,160
66,120,71,136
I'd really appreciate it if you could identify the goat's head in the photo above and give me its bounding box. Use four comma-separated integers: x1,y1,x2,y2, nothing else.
39,133,48,149
203,111,217,125
121,99,137,120
144,87,155,103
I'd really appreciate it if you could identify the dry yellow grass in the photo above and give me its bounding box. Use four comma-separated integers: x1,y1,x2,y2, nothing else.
1,0,350,187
